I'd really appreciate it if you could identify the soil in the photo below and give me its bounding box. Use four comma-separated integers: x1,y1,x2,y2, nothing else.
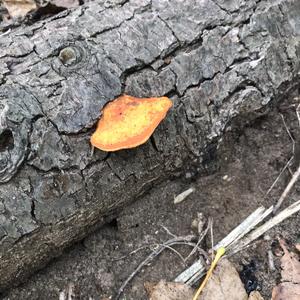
2,96,300,300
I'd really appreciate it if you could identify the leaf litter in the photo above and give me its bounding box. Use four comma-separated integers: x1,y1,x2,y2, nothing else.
271,238,300,300
145,259,265,300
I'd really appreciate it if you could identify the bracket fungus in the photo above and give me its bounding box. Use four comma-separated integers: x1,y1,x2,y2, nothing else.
90,95,172,151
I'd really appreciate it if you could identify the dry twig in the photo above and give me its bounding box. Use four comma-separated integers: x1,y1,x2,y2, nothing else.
116,234,196,299
268,250,275,271
210,219,214,261
113,245,151,261
265,113,295,197
296,103,300,127
174,187,195,204
273,165,300,213
186,218,211,261
175,206,272,285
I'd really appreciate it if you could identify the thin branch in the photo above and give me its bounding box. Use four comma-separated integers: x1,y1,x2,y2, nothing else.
273,164,300,213
210,219,214,261
280,113,296,152
116,235,196,299
265,156,294,197
163,244,187,265
113,245,152,261
161,225,177,238
186,218,211,261
265,113,295,197
296,104,300,127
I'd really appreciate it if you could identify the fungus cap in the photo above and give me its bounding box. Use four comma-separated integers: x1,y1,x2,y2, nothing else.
90,95,172,151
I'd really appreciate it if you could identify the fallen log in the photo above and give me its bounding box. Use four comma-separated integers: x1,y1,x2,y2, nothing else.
0,0,299,293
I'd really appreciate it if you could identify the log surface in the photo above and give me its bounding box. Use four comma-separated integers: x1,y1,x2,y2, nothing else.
0,0,299,292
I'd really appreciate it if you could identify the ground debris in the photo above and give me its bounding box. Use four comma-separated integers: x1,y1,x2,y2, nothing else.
144,259,264,300
191,212,206,235
144,280,194,300
174,187,195,204
239,260,259,294
271,239,300,300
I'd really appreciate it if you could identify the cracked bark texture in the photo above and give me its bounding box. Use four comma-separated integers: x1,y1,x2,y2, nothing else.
0,0,299,293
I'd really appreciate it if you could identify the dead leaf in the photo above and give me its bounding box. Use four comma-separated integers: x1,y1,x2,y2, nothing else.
271,239,300,300
3,0,36,18
278,239,300,283
144,280,194,300
248,291,264,300
199,259,248,300
272,282,300,300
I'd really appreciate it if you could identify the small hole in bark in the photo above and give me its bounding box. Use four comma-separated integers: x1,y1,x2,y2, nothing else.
0,129,14,152
107,218,118,230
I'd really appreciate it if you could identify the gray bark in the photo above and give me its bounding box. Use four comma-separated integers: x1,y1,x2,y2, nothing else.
0,0,299,292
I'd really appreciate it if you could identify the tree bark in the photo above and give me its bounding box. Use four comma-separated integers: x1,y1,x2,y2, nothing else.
0,0,299,293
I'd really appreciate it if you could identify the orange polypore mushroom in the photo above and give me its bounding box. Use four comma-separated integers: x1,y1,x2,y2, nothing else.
90,95,172,151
